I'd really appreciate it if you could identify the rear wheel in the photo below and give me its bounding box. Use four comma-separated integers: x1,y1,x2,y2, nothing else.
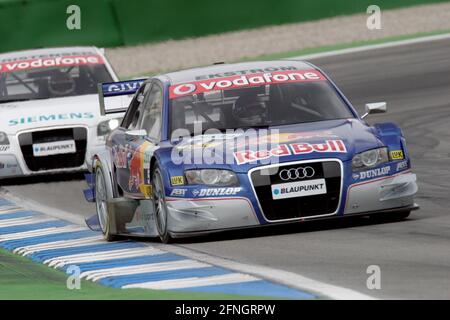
152,166,171,244
95,164,116,241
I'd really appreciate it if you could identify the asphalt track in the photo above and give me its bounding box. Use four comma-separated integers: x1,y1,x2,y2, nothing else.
2,37,450,299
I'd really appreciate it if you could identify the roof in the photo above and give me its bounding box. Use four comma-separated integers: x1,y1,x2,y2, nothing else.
0,46,103,62
163,60,315,84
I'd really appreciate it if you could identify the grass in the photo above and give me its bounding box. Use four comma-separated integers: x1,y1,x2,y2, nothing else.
0,248,266,300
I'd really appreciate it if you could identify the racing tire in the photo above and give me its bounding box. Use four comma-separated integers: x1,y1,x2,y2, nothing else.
95,164,117,242
152,165,172,244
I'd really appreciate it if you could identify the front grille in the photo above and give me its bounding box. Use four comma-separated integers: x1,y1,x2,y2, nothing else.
18,127,87,171
250,160,342,221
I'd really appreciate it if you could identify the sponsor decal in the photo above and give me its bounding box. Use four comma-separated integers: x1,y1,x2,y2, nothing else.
0,162,17,170
102,79,145,97
194,66,299,80
170,176,185,186
9,112,94,126
128,141,153,192
192,187,242,197
390,150,404,160
139,184,153,198
353,166,391,180
271,179,327,200
112,145,130,169
396,160,408,171
170,189,187,197
0,155,20,176
234,140,346,165
0,55,104,73
0,145,10,152
170,70,326,98
33,140,76,157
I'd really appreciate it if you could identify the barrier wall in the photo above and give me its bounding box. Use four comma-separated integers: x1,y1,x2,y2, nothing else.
0,0,446,53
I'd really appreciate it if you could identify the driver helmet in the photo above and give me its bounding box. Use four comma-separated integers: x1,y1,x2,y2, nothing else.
47,70,76,96
232,94,267,126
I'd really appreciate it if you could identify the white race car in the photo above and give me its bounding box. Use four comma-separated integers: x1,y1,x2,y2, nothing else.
0,46,127,178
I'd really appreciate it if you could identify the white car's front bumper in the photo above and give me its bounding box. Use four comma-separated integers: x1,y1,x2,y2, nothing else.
0,125,108,179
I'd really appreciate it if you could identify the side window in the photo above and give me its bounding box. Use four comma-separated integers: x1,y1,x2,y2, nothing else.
121,82,152,129
138,83,163,141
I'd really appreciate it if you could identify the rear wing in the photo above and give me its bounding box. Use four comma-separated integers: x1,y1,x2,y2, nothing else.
98,79,146,115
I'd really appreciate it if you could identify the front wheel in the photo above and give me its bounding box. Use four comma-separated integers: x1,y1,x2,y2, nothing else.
152,166,172,244
95,164,116,241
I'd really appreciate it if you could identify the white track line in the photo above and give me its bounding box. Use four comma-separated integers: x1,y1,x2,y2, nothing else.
0,217,54,228
0,207,24,214
0,226,86,242
124,273,259,290
157,244,376,300
82,260,210,281
14,236,104,256
46,247,163,268
291,33,450,61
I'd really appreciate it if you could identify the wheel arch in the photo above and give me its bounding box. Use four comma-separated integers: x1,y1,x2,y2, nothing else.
92,150,115,200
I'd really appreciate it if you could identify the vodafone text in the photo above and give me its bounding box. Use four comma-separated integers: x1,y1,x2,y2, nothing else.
0,55,103,73
170,70,326,98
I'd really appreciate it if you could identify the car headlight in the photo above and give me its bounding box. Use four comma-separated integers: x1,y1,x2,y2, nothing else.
97,118,121,136
0,132,10,145
352,147,389,170
185,169,238,186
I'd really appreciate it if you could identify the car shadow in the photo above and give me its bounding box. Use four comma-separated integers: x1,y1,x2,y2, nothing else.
171,214,415,244
0,172,86,186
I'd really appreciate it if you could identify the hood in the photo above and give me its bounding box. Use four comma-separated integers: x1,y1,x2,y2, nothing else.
0,95,101,134
169,119,383,173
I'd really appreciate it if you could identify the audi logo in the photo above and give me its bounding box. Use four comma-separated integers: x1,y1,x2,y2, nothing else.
279,167,315,181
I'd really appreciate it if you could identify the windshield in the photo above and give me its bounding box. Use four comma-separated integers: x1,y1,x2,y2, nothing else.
169,71,355,135
0,54,113,103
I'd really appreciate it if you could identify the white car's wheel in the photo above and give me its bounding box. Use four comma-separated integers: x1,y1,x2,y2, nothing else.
95,164,116,241
152,166,171,243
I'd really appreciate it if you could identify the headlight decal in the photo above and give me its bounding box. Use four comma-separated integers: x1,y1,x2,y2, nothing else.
352,147,389,171
185,169,239,186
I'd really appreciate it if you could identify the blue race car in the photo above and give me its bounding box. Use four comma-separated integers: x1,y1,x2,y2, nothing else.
84,61,419,243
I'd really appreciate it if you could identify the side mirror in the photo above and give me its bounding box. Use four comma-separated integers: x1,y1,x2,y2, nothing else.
125,129,147,140
361,102,387,119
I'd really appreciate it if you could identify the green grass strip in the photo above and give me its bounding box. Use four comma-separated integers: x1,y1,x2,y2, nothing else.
0,248,269,300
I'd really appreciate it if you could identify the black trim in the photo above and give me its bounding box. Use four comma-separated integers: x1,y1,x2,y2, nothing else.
18,127,87,171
